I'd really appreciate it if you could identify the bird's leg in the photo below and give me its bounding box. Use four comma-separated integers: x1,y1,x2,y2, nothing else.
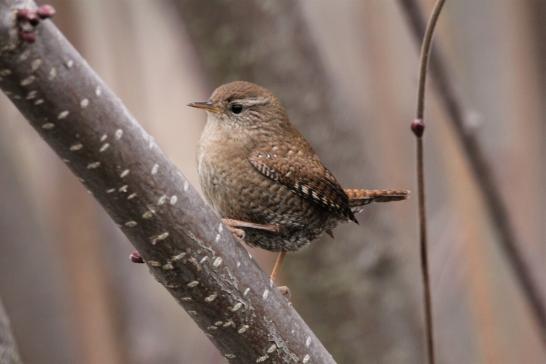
221,219,290,298
270,251,286,282
221,218,280,246
270,251,291,299
222,218,280,233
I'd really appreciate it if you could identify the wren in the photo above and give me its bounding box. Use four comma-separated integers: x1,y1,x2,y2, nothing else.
189,81,408,282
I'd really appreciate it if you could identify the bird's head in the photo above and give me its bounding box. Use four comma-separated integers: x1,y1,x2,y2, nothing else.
188,81,288,130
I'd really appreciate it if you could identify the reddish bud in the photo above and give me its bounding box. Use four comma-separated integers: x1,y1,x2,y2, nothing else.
37,5,56,19
16,9,39,26
16,8,33,20
18,30,36,43
27,13,39,26
411,118,425,137
129,251,144,264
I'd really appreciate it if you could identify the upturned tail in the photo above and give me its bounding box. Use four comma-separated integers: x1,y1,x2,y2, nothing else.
345,188,409,213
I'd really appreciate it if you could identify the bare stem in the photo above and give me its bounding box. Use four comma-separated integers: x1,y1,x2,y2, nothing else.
400,0,546,343
411,1,446,364
416,0,446,120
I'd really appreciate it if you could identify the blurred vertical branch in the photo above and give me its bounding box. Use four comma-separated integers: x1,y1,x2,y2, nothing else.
399,0,546,342
0,299,22,364
173,0,422,362
410,1,446,363
0,125,78,363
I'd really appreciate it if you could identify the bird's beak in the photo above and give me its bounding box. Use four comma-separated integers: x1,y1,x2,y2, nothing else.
187,100,219,113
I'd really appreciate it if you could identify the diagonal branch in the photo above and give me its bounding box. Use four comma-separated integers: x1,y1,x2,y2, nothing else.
399,0,546,343
0,1,335,363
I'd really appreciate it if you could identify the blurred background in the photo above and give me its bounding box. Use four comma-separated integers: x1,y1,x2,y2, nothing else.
0,0,544,363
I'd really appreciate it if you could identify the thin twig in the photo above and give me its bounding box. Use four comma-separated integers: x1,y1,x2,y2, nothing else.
411,1,446,363
399,0,546,343
0,1,336,362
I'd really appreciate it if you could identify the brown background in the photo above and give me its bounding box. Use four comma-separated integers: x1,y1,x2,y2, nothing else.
0,0,544,363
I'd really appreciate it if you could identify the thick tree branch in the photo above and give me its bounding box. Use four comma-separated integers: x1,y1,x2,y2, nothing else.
0,1,335,363
399,0,546,342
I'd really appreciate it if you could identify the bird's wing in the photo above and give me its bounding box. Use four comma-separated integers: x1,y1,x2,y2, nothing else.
249,146,357,222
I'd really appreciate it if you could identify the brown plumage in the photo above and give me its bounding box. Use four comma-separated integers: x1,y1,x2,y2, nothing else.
190,81,408,252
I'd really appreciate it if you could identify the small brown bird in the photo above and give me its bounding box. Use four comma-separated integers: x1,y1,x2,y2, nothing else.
189,81,408,283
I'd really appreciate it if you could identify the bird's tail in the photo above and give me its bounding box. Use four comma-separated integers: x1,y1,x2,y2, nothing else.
345,188,409,213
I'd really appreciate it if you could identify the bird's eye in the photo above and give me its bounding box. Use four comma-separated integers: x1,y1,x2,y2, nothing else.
229,103,243,114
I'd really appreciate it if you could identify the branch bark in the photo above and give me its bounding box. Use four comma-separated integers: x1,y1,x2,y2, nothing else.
398,0,546,342
0,1,335,363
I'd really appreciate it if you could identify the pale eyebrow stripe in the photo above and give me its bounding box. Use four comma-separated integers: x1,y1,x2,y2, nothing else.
237,97,270,107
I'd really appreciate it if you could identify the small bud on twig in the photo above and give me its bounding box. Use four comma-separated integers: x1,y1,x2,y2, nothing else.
129,251,144,264
37,5,56,19
411,118,425,137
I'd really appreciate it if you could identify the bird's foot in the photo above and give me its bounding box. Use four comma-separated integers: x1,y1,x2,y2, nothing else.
224,225,246,245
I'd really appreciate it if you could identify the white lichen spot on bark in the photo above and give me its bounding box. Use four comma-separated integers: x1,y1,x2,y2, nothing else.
57,110,69,119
